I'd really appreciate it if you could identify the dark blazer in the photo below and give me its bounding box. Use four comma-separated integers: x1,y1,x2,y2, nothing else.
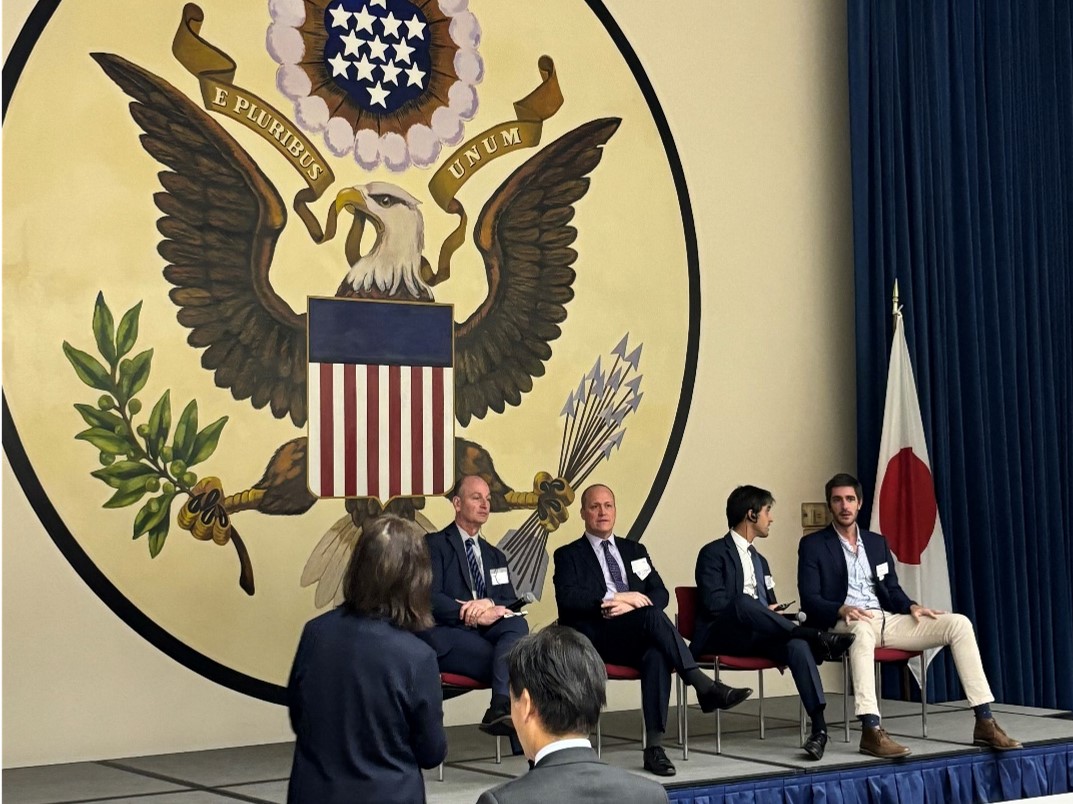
427,523,519,625
798,525,915,630
693,532,778,651
476,746,669,804
287,609,447,804
553,535,670,636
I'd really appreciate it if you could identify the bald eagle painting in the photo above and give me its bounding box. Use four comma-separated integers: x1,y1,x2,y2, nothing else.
92,51,619,604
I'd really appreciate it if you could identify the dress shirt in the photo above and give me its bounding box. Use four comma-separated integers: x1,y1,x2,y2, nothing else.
729,530,759,598
459,526,485,597
533,737,592,766
584,532,626,601
838,525,881,610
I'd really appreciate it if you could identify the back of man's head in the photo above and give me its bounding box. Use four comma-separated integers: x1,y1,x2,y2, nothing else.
507,626,606,736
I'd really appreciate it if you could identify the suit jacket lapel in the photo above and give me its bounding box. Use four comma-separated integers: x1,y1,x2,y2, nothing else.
447,524,475,597
723,533,745,594
823,527,849,587
578,536,605,591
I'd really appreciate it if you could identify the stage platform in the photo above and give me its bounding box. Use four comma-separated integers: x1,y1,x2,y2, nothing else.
3,695,1071,803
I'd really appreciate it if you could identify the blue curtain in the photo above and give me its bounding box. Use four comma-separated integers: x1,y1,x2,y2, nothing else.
848,0,1073,708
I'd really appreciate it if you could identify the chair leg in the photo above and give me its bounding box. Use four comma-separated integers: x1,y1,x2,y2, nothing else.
495,736,502,764
920,654,928,738
875,662,882,717
800,699,806,745
596,714,602,758
843,655,851,743
714,663,722,755
681,680,690,761
676,673,684,747
438,762,444,782
641,712,647,749
758,670,766,739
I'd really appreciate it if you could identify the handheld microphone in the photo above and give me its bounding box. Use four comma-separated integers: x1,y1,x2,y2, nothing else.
781,610,806,624
505,592,537,611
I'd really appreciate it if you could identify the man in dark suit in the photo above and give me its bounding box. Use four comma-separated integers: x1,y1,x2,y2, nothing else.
476,626,669,804
553,484,751,777
693,485,854,761
425,475,529,736
798,473,1022,758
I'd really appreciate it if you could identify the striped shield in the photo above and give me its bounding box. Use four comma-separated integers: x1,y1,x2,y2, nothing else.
306,297,455,501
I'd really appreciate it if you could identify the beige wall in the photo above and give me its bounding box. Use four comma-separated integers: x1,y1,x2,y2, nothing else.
2,0,854,767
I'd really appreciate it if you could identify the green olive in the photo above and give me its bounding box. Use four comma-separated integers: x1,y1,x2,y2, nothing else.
145,477,161,492
98,395,114,410
99,452,115,466
128,398,142,414
182,471,198,486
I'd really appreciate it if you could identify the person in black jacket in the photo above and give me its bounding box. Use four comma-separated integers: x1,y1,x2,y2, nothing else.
423,475,529,736
693,485,854,761
287,514,447,804
553,484,751,777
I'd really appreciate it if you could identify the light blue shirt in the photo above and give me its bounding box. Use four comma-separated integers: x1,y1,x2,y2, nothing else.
585,532,625,601
838,526,881,610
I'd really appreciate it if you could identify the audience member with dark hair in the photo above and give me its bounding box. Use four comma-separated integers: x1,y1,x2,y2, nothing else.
287,515,447,804
476,626,669,804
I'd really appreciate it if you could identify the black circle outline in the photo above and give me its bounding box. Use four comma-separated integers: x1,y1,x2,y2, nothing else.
1,0,701,705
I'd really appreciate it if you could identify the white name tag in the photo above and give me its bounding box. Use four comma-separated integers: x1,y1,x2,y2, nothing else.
876,562,889,580
765,575,775,590
490,567,510,586
631,558,652,580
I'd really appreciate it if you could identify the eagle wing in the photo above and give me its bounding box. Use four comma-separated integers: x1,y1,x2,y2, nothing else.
93,53,308,427
454,117,621,426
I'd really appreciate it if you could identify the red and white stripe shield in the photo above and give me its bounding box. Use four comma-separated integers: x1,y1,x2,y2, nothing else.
306,298,454,501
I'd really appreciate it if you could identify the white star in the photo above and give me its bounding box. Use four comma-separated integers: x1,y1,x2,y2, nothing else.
367,81,390,108
340,29,363,56
379,12,402,38
353,54,376,81
366,35,389,61
404,14,426,40
392,38,415,64
328,5,352,29
353,6,376,34
328,52,351,78
369,0,387,7
404,63,426,88
380,61,402,85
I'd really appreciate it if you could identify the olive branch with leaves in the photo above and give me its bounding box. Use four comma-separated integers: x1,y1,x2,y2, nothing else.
62,292,253,593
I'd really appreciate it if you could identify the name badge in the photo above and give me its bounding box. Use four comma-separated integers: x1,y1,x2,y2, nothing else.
876,562,889,581
490,567,510,586
631,557,652,580
764,575,775,590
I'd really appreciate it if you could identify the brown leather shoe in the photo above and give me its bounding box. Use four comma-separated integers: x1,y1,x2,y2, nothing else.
973,717,1022,750
859,725,911,758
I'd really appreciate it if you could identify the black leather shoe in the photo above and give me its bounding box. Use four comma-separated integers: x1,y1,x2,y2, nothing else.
642,745,676,776
803,730,828,760
478,705,515,737
697,682,753,713
816,632,856,662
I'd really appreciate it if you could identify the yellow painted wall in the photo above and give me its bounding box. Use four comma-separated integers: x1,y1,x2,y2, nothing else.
2,0,855,767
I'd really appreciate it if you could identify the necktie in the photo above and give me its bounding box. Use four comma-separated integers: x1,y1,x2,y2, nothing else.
749,545,768,604
603,540,628,593
465,538,486,599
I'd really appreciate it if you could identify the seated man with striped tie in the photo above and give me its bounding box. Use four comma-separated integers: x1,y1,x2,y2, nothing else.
423,474,530,736
693,485,855,762
554,484,752,777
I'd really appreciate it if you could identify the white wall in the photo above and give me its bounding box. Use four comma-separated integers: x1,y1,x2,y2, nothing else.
2,0,854,767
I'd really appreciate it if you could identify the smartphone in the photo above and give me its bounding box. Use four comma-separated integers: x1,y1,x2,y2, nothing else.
773,599,796,612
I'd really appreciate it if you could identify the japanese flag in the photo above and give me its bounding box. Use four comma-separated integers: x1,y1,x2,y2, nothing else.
870,311,953,679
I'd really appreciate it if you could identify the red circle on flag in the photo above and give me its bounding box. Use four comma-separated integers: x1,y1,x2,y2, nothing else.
878,447,937,565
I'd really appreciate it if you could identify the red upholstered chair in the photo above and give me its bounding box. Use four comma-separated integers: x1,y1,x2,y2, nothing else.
439,672,502,781
840,647,928,742
595,663,650,757
674,586,805,757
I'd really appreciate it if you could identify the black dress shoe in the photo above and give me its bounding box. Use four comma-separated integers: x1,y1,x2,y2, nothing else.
803,730,828,760
478,705,515,737
696,682,753,713
642,746,676,776
815,631,856,662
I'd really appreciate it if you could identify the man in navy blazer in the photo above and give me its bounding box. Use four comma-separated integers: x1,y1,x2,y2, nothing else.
554,483,751,777
693,485,854,760
424,475,529,735
798,473,1021,758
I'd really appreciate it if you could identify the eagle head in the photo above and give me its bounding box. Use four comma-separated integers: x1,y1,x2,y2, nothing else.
340,182,431,300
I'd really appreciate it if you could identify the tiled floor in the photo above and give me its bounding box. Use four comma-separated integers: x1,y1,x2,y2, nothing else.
4,695,1072,803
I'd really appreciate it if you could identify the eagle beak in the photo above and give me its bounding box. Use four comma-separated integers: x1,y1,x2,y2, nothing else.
334,188,382,266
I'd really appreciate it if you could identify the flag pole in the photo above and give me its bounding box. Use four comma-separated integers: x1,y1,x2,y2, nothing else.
891,278,901,333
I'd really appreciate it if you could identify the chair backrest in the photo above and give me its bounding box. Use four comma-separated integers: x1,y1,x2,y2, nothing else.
674,586,698,639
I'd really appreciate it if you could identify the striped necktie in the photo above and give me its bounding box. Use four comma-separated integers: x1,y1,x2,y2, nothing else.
603,540,628,593
465,537,486,599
